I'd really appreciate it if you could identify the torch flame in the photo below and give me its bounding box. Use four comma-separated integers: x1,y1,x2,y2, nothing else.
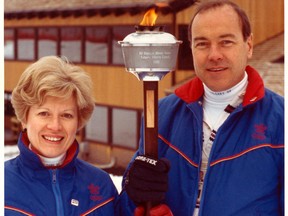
140,8,158,26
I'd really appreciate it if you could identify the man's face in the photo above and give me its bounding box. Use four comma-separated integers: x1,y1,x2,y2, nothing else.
191,5,253,92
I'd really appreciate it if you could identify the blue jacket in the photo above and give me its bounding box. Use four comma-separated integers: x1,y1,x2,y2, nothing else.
119,66,284,216
5,132,119,216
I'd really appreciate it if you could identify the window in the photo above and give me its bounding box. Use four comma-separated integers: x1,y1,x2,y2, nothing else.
17,28,35,60
85,105,109,143
4,91,14,116
38,28,58,58
112,108,138,149
4,29,15,60
60,27,82,62
84,104,141,150
178,25,194,70
85,27,109,64
112,26,134,65
4,25,171,66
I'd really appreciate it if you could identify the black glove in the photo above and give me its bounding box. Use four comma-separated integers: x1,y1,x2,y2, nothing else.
125,155,170,206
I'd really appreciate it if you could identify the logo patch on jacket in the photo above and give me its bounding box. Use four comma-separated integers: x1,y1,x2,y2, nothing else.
252,124,267,140
88,183,103,201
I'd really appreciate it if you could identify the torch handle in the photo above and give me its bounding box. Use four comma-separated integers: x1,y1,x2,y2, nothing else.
143,81,159,216
143,81,159,158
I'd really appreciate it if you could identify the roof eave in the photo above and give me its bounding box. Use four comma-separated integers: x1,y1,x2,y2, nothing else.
4,0,198,20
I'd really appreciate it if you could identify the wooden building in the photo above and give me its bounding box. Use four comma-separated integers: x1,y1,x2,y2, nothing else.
4,0,284,169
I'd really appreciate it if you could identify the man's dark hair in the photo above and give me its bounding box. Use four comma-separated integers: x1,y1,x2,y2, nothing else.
188,0,251,42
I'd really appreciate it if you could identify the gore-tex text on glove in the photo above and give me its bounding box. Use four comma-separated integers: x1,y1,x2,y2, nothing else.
125,155,170,205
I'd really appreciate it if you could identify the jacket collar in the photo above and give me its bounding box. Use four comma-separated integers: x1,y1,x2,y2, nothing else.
175,65,265,107
19,132,79,170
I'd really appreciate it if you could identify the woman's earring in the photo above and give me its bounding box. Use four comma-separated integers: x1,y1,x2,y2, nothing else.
22,128,27,133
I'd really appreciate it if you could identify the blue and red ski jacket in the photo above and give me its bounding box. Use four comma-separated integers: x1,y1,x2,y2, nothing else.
5,132,119,216
119,66,284,216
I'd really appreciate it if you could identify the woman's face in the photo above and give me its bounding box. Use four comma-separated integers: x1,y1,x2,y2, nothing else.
23,96,78,158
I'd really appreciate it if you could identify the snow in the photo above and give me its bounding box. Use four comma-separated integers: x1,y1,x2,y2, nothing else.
110,174,123,193
4,145,123,193
4,145,19,161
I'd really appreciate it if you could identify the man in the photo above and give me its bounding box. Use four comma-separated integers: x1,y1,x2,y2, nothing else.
119,1,284,215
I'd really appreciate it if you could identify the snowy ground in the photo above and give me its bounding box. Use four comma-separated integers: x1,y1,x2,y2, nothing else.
4,145,123,193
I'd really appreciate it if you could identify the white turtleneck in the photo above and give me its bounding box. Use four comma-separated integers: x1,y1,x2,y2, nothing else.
203,72,248,127
38,153,66,167
29,144,66,167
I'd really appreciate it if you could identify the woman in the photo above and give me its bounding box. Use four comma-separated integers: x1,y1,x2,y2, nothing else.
5,56,119,215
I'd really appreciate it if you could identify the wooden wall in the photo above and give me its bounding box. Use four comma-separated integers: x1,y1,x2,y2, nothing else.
4,62,173,109
4,0,284,168
4,12,174,109
4,0,284,106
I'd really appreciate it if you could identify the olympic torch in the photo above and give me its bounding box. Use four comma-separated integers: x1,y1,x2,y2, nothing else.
118,7,182,215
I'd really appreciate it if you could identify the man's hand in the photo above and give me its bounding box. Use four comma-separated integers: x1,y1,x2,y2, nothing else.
125,155,170,205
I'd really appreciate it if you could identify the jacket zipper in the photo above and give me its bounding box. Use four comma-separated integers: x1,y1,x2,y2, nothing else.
189,101,204,216
198,108,242,215
51,169,65,216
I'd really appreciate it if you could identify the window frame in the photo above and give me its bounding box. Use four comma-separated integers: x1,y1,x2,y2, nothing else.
38,27,59,58
16,27,36,61
4,28,16,60
4,24,173,67
83,103,142,150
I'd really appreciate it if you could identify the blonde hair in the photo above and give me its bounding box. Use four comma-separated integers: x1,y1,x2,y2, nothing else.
11,56,95,129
